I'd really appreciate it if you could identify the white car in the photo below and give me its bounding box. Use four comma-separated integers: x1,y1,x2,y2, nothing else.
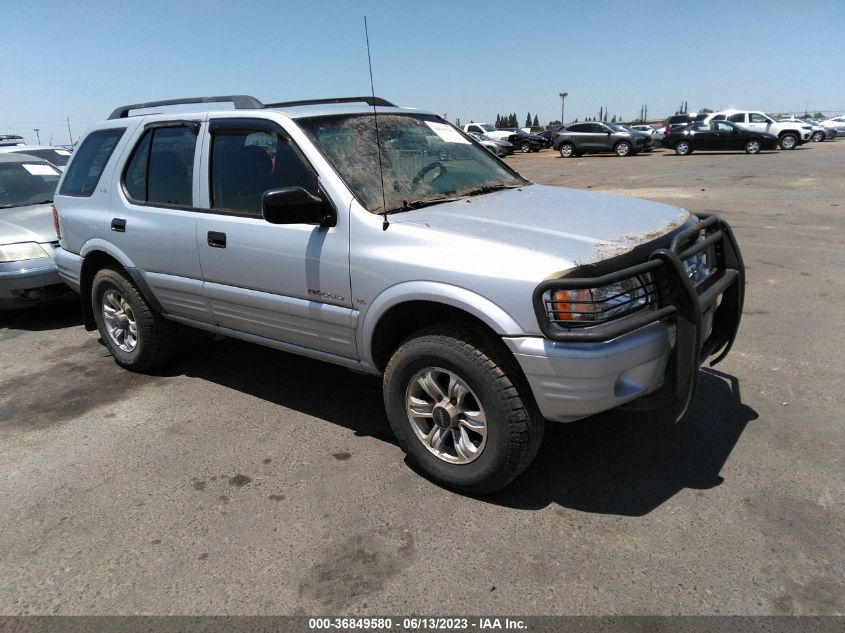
704,110,812,149
0,145,73,171
778,118,833,142
819,116,845,134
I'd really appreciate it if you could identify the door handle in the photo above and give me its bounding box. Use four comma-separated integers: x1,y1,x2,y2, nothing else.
207,231,227,248
111,218,126,232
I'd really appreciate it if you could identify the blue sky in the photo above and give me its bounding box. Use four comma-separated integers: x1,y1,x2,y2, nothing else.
3,0,844,145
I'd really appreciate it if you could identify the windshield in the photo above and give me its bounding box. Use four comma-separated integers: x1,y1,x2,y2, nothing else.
480,124,496,132
16,149,71,167
298,113,527,214
0,161,61,208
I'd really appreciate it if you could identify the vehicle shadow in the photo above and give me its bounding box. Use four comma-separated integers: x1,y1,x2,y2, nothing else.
659,151,779,157
0,299,82,331
557,153,655,159
483,367,758,515
171,333,395,444
172,334,756,516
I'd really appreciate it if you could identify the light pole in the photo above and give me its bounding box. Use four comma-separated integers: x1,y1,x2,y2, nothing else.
559,92,568,125
33,128,41,144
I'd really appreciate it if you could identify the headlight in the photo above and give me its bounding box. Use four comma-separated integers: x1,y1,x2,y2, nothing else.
0,242,51,263
546,276,651,325
683,251,712,285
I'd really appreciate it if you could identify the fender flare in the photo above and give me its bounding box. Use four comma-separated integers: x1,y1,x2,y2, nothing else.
78,240,165,325
357,281,523,368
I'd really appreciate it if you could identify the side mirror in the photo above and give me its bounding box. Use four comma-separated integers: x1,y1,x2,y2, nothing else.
262,187,336,227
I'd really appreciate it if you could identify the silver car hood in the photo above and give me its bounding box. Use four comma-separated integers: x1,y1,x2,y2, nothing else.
0,203,56,244
390,184,691,271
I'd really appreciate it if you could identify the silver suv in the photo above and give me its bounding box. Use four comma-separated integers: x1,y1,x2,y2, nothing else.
53,95,745,493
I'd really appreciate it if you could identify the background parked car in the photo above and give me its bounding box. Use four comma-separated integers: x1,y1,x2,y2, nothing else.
468,132,514,157
462,123,519,145
819,115,845,134
664,113,708,135
0,145,74,170
0,135,26,147
662,120,779,155
0,153,73,309
531,128,559,148
554,121,651,157
705,110,812,149
500,128,544,153
778,118,836,142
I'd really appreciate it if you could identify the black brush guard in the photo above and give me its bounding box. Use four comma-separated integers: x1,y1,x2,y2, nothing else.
532,214,745,422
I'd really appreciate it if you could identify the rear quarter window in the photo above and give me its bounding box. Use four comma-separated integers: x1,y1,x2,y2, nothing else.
60,128,125,197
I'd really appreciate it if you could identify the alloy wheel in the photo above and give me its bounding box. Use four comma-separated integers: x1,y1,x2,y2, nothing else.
405,367,488,465
102,289,138,352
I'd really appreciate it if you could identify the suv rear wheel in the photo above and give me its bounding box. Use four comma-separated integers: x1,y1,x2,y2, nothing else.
615,141,632,157
779,133,798,150
92,266,177,371
383,325,544,494
558,143,575,158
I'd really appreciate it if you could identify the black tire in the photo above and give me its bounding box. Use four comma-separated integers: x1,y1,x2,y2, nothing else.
558,143,575,158
674,140,692,156
383,324,544,494
811,131,824,143
520,141,531,153
779,133,798,150
744,139,762,154
615,141,632,157
92,266,178,372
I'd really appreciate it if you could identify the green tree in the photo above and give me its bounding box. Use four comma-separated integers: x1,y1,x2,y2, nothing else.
611,115,616,123
525,112,532,127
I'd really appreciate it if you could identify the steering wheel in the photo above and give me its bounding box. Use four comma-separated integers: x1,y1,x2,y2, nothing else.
411,161,448,190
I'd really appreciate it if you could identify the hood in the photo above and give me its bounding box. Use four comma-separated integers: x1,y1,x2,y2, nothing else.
0,203,56,244
391,184,691,273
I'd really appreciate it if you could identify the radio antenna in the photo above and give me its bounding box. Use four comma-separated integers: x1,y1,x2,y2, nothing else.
364,16,389,230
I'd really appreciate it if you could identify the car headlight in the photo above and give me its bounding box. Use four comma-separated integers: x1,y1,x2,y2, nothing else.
683,251,712,285
0,242,51,263
546,276,652,325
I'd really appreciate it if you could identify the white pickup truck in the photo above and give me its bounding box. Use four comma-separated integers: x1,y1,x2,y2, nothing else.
463,123,518,145
704,110,812,150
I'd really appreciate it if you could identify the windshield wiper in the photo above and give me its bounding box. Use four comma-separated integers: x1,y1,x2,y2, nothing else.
385,196,461,215
463,184,522,197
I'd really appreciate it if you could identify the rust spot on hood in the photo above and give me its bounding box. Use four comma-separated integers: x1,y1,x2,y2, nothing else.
592,214,689,260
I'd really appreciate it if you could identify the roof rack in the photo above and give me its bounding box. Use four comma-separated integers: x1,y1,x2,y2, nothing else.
108,95,265,120
265,96,396,109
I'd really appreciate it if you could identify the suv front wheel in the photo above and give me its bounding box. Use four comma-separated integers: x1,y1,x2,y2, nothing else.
92,266,177,372
383,325,544,494
779,133,798,150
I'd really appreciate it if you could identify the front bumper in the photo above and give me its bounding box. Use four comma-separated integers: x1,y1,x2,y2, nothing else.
0,259,72,310
505,322,673,422
519,214,744,423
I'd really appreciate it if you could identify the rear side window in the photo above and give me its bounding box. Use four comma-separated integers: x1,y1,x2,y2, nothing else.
123,125,198,206
728,113,745,123
60,128,125,196
710,114,726,121
567,124,590,133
